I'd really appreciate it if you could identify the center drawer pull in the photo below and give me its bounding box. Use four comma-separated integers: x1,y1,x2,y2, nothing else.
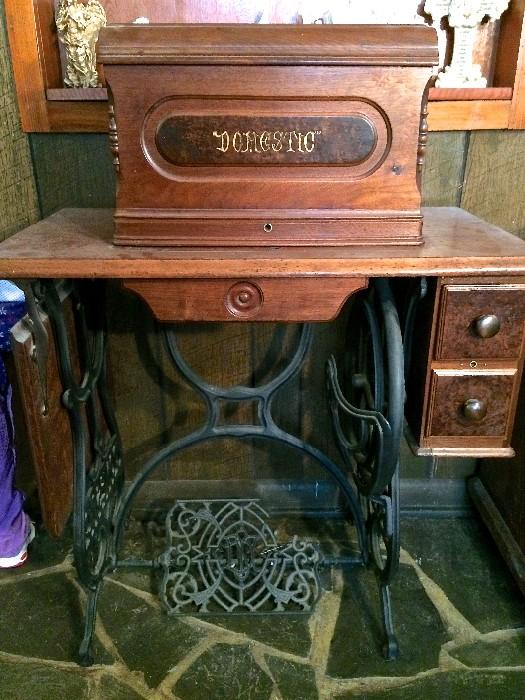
473,314,500,339
461,398,488,422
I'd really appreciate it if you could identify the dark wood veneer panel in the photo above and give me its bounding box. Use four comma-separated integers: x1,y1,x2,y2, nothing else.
437,285,525,359
156,115,377,167
428,372,515,438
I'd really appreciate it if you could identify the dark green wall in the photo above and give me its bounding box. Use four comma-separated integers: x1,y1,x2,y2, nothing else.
29,135,115,217
27,131,468,215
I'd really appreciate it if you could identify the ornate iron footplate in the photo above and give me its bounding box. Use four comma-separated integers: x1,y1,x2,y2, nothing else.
37,276,405,666
160,499,321,614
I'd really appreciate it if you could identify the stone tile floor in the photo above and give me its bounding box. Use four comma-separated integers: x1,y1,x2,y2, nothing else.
1,516,525,699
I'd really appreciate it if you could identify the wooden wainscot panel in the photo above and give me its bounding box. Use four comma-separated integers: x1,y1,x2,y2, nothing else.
98,24,438,247
123,277,368,322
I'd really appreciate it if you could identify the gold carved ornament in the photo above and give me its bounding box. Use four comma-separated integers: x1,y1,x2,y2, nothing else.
56,0,107,88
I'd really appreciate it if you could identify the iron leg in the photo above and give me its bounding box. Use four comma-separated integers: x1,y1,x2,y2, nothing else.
379,583,399,660
38,280,123,666
78,583,102,667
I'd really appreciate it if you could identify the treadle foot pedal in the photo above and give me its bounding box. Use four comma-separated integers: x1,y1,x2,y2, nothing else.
159,499,322,614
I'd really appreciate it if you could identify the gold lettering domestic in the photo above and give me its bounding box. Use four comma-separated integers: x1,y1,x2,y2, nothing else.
213,129,321,154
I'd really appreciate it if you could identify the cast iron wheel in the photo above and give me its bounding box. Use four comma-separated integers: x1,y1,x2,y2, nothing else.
341,279,404,498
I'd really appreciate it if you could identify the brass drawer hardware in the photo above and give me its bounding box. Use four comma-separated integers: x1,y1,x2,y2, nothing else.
473,314,500,339
462,397,488,422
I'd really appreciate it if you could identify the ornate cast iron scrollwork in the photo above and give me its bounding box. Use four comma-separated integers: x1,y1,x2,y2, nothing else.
327,279,403,498
160,499,321,614
39,280,123,666
327,279,404,659
84,435,122,575
41,276,406,666
114,323,366,562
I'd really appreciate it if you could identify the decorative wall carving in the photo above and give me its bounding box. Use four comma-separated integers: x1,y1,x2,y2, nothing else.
424,0,510,87
56,0,107,88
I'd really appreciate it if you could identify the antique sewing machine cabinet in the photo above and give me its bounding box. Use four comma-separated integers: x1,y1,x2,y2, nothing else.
5,206,525,667
98,23,438,246
6,23,525,670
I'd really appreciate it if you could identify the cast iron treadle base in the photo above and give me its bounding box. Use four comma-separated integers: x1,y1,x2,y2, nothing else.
160,499,321,614
40,278,404,666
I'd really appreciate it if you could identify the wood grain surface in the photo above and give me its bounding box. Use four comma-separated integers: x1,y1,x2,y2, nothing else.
428,100,510,131
427,371,515,439
3,0,49,131
123,277,368,322
429,88,513,101
101,31,434,246
98,24,438,66
1,207,525,280
11,302,75,537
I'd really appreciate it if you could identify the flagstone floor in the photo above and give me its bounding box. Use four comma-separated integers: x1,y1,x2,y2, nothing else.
1,515,524,699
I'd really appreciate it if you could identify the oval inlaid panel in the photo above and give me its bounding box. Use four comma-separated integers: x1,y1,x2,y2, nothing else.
155,115,377,166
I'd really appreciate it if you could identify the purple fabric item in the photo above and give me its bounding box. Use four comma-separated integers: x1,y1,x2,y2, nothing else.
0,372,28,558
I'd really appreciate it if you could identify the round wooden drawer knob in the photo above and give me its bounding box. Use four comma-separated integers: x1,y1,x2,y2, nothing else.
473,314,500,338
462,398,487,422
225,281,263,318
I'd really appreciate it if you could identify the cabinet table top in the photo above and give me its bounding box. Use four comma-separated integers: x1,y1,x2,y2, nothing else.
1,207,525,279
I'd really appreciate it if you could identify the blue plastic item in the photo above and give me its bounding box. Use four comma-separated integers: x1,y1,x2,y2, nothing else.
0,281,26,353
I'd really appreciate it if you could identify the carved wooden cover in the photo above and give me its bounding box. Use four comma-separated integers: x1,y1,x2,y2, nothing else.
99,24,438,246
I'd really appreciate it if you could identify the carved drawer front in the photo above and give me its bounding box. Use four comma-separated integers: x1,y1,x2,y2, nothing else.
123,277,368,322
436,284,525,360
427,370,516,439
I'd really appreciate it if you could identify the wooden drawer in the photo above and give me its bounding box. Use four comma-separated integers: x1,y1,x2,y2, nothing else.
123,277,368,322
427,370,516,439
436,284,525,360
